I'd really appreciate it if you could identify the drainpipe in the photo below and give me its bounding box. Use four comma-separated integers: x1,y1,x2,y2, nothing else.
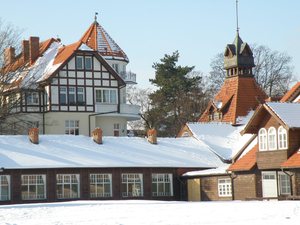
229,171,237,201
88,111,118,136
281,168,294,197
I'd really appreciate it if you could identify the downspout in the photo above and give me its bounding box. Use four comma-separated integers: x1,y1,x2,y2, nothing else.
88,111,118,137
228,171,237,201
281,168,294,197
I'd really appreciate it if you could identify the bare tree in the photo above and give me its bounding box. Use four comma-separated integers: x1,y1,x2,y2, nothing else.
207,44,295,97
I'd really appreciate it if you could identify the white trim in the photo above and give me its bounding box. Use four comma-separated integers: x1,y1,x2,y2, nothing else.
21,174,46,200
151,173,173,197
56,174,80,199
121,173,143,197
259,128,267,151
268,127,277,150
278,126,288,150
89,174,112,198
0,175,10,201
218,178,232,197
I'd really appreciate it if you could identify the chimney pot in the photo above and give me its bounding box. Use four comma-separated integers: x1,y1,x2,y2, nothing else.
29,36,40,65
28,128,39,144
147,129,157,144
4,46,15,65
92,128,103,144
22,40,30,62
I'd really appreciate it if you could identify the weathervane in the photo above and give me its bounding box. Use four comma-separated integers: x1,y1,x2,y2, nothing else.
94,12,99,22
236,0,239,33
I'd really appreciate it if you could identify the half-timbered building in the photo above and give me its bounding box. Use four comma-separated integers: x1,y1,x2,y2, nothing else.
1,18,140,136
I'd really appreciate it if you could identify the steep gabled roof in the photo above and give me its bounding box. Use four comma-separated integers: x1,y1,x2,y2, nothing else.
280,82,300,102
80,21,129,62
199,76,267,124
228,144,258,171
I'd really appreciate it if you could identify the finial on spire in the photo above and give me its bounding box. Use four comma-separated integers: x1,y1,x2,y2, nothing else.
236,0,239,33
94,12,99,23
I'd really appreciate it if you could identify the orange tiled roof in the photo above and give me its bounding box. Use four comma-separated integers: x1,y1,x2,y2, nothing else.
228,144,258,171
199,76,268,124
80,22,128,62
280,82,300,102
281,150,300,168
53,41,82,65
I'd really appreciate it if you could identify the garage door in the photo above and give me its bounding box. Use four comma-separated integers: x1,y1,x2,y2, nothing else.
262,171,277,198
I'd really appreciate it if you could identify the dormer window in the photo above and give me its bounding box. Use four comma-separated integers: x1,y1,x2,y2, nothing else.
268,127,277,150
259,128,267,151
278,126,288,149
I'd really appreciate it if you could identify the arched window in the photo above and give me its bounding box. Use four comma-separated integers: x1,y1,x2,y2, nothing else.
259,128,267,151
268,127,277,150
278,126,288,149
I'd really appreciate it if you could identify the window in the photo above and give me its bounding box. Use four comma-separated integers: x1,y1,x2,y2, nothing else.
278,126,288,149
121,173,143,197
218,178,232,197
112,63,119,73
60,87,67,105
95,89,117,104
0,175,10,201
26,92,39,105
76,56,84,69
65,120,79,135
85,57,92,70
152,174,173,197
268,127,277,150
90,174,112,198
68,87,76,105
21,175,46,200
56,174,80,199
77,87,85,105
278,172,291,195
259,128,267,151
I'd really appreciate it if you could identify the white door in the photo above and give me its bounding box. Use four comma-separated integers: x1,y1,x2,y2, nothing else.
262,171,278,198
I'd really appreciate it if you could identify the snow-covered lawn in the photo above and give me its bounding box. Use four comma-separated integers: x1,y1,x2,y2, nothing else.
0,200,300,225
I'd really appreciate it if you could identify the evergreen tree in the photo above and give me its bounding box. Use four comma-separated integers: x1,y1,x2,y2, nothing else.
145,51,207,137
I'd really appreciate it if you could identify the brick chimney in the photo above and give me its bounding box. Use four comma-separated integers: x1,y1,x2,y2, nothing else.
29,36,39,65
4,46,15,65
28,128,39,144
22,40,30,62
92,128,103,144
147,129,157,144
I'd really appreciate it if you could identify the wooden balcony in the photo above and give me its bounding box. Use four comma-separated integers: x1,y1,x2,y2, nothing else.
256,150,288,170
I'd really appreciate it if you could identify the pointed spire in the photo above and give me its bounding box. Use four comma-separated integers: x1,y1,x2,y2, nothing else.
94,12,99,23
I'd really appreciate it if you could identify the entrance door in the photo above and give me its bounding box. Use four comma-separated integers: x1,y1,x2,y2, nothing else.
262,171,277,198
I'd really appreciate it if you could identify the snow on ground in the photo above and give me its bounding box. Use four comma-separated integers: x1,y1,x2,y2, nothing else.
0,200,300,225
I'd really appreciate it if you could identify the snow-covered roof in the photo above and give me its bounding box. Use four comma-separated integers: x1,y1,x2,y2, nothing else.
267,102,300,128
0,135,224,169
182,164,230,177
185,122,254,161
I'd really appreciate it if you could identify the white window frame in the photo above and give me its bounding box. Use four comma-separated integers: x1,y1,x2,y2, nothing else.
76,56,84,70
95,89,118,104
90,174,112,198
259,128,267,151
26,92,39,105
121,173,143,197
85,56,92,70
21,174,46,200
0,175,10,201
218,178,232,197
56,174,80,199
65,120,79,135
278,172,291,195
268,127,277,150
152,173,173,197
278,126,288,150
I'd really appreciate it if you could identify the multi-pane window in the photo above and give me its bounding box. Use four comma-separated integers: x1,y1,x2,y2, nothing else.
121,173,143,197
259,128,267,151
90,174,112,198
26,92,39,105
65,120,79,135
60,87,67,105
85,56,92,70
95,89,117,104
268,127,277,150
278,126,288,149
0,175,10,201
278,172,291,195
76,56,84,69
152,174,173,197
68,87,76,105
56,174,80,199
218,178,232,197
77,87,85,105
21,175,46,200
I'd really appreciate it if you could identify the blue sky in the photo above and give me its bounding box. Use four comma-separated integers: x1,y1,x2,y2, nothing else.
1,0,300,88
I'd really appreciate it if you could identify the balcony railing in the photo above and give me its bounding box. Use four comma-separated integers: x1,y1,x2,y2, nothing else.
119,71,137,84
